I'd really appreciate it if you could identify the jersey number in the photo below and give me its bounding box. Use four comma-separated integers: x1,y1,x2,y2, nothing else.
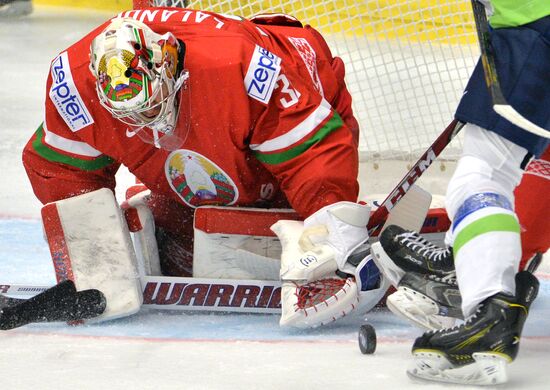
276,74,301,108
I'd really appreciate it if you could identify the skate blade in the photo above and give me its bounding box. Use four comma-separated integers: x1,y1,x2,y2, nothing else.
386,288,456,331
407,351,510,386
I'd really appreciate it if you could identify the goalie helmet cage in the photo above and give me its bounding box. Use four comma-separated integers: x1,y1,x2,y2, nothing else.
132,1,479,164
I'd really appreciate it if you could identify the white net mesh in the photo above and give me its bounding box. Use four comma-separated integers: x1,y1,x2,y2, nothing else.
140,0,479,162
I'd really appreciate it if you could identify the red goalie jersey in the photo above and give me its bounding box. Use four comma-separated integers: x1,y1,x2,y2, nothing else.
22,10,360,238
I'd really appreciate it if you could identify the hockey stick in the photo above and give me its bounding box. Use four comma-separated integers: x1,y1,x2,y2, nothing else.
0,294,24,310
0,276,283,315
0,280,106,330
367,119,465,234
470,0,550,139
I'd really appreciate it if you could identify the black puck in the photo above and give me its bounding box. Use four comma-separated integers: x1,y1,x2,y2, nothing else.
358,323,377,354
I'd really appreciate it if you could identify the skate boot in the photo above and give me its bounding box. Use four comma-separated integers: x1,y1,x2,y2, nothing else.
386,271,462,330
407,271,539,386
379,225,454,276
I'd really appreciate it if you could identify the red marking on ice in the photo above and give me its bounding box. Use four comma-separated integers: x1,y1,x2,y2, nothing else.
6,331,550,345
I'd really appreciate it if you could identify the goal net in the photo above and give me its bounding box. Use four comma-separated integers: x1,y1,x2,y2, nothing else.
133,0,479,166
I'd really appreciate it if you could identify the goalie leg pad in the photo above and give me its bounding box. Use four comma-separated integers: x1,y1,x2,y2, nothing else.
193,207,301,280
122,187,162,276
42,188,142,322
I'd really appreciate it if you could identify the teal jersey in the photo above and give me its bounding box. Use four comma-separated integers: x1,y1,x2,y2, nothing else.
485,0,550,28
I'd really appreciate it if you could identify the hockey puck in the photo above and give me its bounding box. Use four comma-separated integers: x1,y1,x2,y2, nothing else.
358,323,377,354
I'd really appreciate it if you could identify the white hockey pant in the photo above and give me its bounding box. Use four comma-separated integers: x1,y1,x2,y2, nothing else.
445,124,527,317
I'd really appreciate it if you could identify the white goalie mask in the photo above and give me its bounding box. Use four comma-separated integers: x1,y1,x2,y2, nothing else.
90,18,190,150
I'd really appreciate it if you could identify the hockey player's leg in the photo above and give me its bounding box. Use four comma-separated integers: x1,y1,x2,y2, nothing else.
137,190,195,277
407,124,529,385
377,132,549,333
376,152,550,277
378,224,454,276
408,270,538,385
447,125,524,316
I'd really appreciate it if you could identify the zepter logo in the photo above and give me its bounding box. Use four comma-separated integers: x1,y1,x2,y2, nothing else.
49,51,94,132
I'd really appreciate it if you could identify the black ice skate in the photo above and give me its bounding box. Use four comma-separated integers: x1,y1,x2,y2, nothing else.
386,272,462,330
407,271,539,386
379,225,454,276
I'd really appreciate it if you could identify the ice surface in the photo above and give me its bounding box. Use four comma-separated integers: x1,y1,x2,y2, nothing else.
0,6,548,390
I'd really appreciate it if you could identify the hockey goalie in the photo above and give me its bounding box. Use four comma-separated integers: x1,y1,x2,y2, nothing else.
9,9,395,329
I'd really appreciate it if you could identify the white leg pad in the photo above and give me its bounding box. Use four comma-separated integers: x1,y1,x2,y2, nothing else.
41,188,142,322
193,206,301,280
122,189,162,277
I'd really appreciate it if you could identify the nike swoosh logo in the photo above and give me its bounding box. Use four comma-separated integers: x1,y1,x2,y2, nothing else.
126,128,138,138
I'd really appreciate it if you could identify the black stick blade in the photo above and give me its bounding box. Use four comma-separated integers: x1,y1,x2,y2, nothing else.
0,280,106,330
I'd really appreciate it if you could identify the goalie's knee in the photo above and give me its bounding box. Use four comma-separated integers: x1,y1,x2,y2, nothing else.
42,188,143,323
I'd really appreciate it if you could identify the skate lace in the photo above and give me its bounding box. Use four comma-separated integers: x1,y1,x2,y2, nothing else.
427,272,457,286
397,231,450,262
429,305,483,334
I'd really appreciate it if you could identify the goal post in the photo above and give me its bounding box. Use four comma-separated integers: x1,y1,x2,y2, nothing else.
132,0,480,194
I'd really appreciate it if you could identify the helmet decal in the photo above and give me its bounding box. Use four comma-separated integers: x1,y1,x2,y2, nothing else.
90,17,189,148
100,54,149,103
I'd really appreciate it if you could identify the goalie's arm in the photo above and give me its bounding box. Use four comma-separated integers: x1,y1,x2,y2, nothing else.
251,94,360,218
22,122,120,204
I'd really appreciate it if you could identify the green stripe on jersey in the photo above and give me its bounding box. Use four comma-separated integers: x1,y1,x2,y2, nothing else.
254,112,343,165
489,0,550,28
32,124,114,171
453,213,520,255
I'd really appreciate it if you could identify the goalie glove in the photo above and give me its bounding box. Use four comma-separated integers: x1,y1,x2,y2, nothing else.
272,202,388,328
274,201,371,282
354,253,391,315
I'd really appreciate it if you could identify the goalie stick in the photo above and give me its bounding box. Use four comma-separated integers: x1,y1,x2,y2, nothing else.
0,276,283,316
470,0,550,139
367,119,465,234
0,280,106,330
0,294,24,309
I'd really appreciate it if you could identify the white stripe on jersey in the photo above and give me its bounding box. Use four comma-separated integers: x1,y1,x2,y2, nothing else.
43,120,102,158
250,99,332,152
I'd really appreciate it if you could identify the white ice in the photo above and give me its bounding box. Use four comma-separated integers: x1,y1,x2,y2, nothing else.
0,6,549,390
